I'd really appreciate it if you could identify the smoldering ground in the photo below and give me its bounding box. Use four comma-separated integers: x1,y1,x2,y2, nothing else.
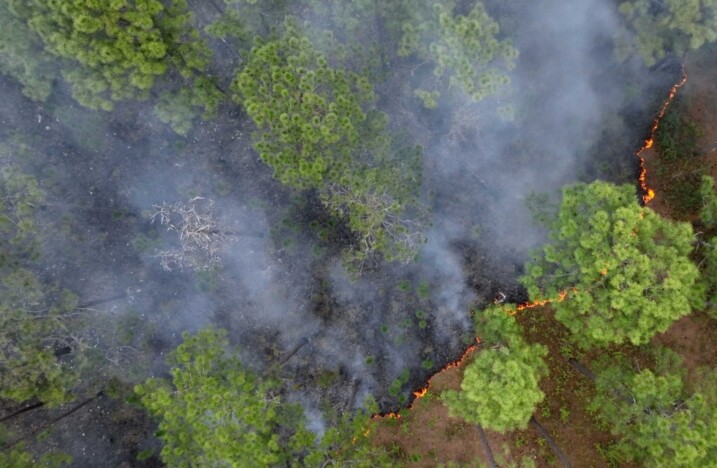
0,0,687,464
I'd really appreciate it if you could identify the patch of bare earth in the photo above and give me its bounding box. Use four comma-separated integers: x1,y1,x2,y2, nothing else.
370,358,505,467
370,305,621,467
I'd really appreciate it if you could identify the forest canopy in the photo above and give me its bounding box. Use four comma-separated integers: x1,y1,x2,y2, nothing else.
1,0,717,466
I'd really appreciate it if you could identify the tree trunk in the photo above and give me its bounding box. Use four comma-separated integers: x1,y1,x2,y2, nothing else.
279,337,309,366
0,401,44,423
77,292,126,309
568,358,634,405
476,424,497,468
4,391,104,449
567,358,596,381
347,379,361,411
530,416,572,468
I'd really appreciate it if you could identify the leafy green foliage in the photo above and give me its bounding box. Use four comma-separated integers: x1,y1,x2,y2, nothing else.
521,181,702,348
617,0,717,66
233,22,376,189
0,167,91,406
700,175,717,227
0,445,71,468
655,104,703,164
205,7,250,42
5,0,223,133
0,2,55,101
442,306,547,432
589,349,717,466
232,19,425,267
398,1,516,107
697,235,717,320
154,77,224,135
0,167,44,265
135,328,314,466
0,271,85,406
304,399,393,467
651,103,705,214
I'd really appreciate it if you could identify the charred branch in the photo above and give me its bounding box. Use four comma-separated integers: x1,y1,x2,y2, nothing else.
347,379,361,412
278,337,309,367
4,391,104,449
0,400,44,423
76,292,127,309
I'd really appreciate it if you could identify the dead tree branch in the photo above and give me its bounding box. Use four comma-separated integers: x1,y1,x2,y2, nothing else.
150,197,233,271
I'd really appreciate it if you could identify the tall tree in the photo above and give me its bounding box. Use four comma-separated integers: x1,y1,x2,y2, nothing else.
0,167,93,406
135,328,315,466
232,18,425,269
588,349,717,466
304,400,394,467
521,181,703,348
0,1,55,101
4,0,223,134
616,0,717,66
398,1,517,108
442,305,548,433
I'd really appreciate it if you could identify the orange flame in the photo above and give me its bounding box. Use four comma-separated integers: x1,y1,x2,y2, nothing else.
371,341,480,421
371,289,577,422
371,291,575,422
637,64,688,204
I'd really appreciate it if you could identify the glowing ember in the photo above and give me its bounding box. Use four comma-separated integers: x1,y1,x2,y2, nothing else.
637,64,688,204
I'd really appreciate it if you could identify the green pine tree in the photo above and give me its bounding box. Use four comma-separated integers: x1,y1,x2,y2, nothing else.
232,18,425,269
442,305,547,432
135,328,315,466
617,0,717,66
589,348,717,466
4,0,224,134
521,181,703,348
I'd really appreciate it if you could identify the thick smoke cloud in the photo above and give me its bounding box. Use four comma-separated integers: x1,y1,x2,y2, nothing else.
0,2,684,461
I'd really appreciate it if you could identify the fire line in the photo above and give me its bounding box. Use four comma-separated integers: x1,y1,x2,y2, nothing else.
372,68,688,423
637,63,688,204
371,292,570,421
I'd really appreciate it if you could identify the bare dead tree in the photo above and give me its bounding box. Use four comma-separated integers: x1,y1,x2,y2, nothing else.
447,102,482,143
150,197,233,271
323,184,426,270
